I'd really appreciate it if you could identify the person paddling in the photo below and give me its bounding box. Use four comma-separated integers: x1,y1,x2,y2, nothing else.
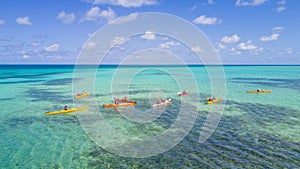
208,96,214,101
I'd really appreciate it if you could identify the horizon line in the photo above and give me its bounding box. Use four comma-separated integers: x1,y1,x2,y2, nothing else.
0,63,299,66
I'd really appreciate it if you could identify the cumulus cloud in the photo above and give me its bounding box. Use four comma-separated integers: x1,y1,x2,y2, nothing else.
217,43,225,49
193,15,219,25
191,46,202,53
221,34,240,43
191,5,197,11
0,19,5,25
272,26,284,32
84,42,97,51
88,33,96,38
84,7,115,22
112,13,138,24
32,42,40,46
286,48,292,54
110,36,130,47
57,11,75,24
83,0,157,7
16,16,32,25
229,47,241,55
22,54,31,59
44,44,60,52
141,31,156,40
260,33,279,41
238,40,257,50
160,41,180,49
276,6,287,12
235,0,267,6
276,0,287,12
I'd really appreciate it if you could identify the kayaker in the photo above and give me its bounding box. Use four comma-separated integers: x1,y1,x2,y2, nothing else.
257,89,260,92
77,92,81,96
64,105,69,110
208,96,214,101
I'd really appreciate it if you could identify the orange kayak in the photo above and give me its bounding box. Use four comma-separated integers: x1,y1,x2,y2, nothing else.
103,102,136,108
247,90,272,94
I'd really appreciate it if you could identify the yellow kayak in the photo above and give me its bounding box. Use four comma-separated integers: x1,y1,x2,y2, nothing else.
74,92,89,99
103,102,136,108
247,90,272,94
46,106,88,115
206,98,220,104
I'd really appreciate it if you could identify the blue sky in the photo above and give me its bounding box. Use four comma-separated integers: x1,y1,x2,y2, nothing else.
0,0,299,64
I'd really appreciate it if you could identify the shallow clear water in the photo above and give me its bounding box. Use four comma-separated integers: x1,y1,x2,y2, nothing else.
0,65,299,168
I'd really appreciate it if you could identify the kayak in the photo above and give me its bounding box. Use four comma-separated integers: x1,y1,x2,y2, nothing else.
247,90,272,94
103,102,136,108
206,98,220,104
74,92,89,99
46,106,88,115
114,98,137,104
178,91,190,96
152,99,172,108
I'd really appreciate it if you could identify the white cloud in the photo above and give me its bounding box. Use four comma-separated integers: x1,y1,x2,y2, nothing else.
0,19,5,25
272,26,284,32
111,13,138,24
260,33,279,41
22,55,30,59
22,55,31,59
193,15,219,25
160,41,180,49
100,8,116,21
44,44,60,52
229,47,241,55
276,6,287,12
111,36,129,47
141,31,156,40
191,46,202,53
32,42,40,46
57,11,75,24
235,0,267,6
84,0,157,7
16,16,32,25
217,43,225,49
238,40,257,50
191,5,197,11
84,42,97,51
84,7,115,22
286,48,292,54
221,34,240,43
88,33,95,38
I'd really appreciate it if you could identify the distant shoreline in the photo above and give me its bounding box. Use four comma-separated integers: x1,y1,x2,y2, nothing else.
0,64,299,66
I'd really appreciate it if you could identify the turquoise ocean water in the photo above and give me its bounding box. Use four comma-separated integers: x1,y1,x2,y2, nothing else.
0,65,299,168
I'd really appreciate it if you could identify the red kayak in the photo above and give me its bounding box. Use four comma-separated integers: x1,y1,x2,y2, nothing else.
178,91,190,96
